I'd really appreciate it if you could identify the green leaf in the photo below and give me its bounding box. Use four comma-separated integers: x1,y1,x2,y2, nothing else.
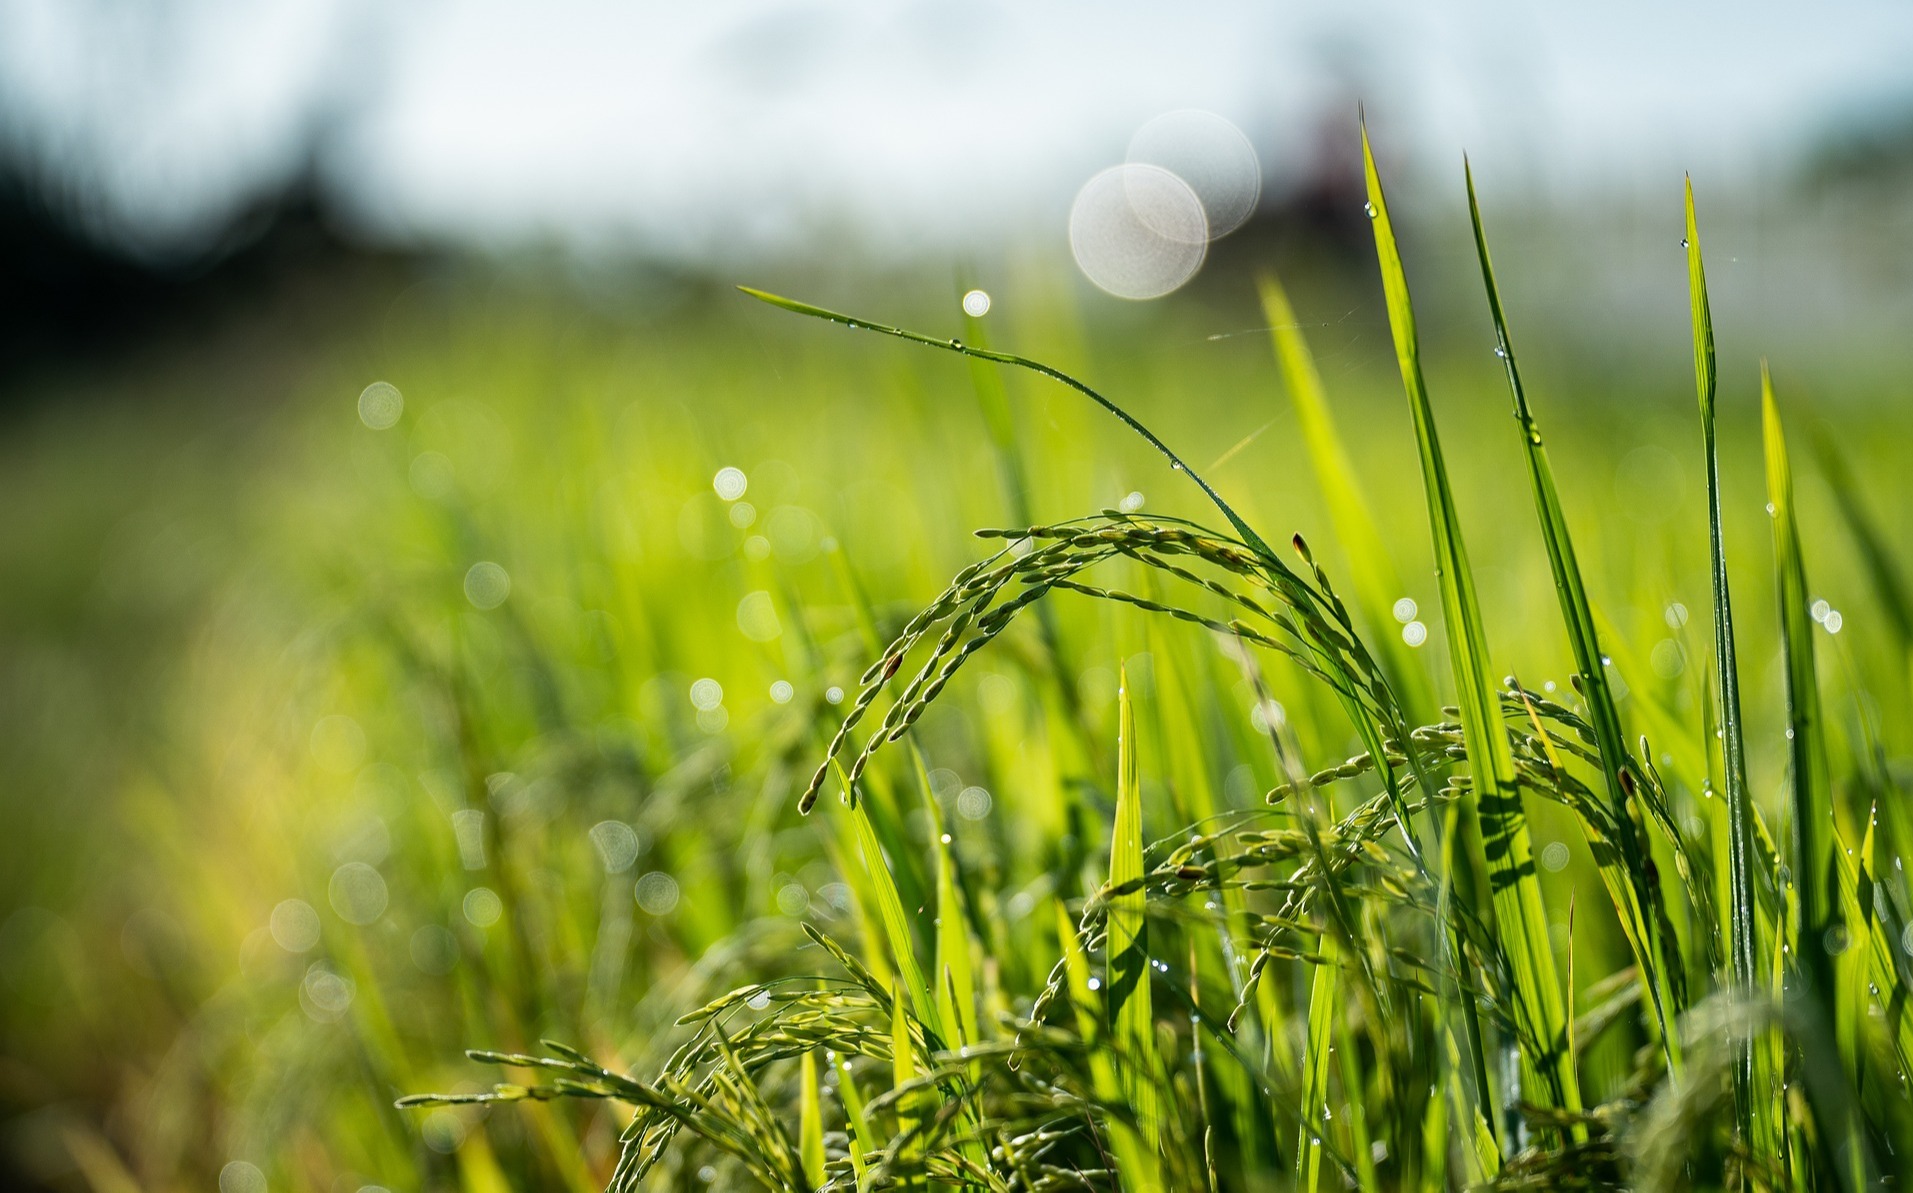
799,1050,826,1191
834,1049,874,1186
1763,366,1836,991
1108,666,1164,1191
1362,124,1579,1123
1257,272,1433,721
738,285,1279,562
1297,938,1340,1192
891,981,918,1142
843,762,943,1041
1765,367,1876,1189
920,747,979,1053
1465,164,1685,1076
1055,899,1158,1193
1687,180,1770,1159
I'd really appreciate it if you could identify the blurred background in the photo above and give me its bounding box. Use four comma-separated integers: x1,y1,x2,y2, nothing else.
4,2,1913,1190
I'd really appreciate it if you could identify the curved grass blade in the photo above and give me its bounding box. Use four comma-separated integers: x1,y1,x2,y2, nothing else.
1465,162,1685,1076
1363,123,1580,1126
958,279,1092,755
739,285,1277,563
749,285,1429,878
1687,179,1770,1158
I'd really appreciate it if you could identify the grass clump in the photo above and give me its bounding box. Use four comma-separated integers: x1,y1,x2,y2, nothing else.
391,131,1913,1190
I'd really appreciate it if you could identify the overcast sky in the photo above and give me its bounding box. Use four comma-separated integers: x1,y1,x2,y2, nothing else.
3,0,1910,262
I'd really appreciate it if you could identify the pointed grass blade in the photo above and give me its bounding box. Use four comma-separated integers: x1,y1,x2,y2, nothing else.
1466,162,1685,1074
836,1050,874,1185
1762,366,1836,997
1363,123,1579,1121
1764,367,1878,1188
1687,182,1769,1158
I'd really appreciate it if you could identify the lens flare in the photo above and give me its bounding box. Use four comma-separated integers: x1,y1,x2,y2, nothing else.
1126,110,1261,238
1068,164,1207,300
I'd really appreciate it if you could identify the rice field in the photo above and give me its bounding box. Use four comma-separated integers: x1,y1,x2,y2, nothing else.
3,141,1913,1191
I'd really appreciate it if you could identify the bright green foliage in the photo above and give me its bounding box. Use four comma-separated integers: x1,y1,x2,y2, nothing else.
1107,669,1162,1191
1257,273,1432,722
1362,125,1580,1126
799,1050,826,1191
387,156,1913,1189
1686,182,1773,1164
1466,164,1686,1077
11,124,1913,1193
1296,935,1338,1192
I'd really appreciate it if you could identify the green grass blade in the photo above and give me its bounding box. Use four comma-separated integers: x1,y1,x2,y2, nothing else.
1297,937,1339,1192
958,281,1091,755
1108,666,1164,1191
1055,899,1158,1191
911,745,979,1055
799,1049,826,1191
891,982,919,1141
1763,366,1836,999
1363,124,1579,1123
1465,163,1685,1075
929,798,980,1053
843,763,942,1041
1764,367,1872,1188
835,1050,874,1186
1687,180,1769,1155
1258,272,1434,719
738,285,1280,563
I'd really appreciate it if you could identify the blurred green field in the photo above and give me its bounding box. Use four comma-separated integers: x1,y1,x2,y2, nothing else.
3,216,1912,1191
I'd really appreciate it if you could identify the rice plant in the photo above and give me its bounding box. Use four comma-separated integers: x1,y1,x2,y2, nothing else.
395,129,1913,1190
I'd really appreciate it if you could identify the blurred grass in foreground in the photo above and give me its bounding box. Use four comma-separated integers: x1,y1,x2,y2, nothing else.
1,201,1911,1190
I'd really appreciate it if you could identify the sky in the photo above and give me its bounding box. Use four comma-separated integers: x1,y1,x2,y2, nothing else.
2,0,1910,263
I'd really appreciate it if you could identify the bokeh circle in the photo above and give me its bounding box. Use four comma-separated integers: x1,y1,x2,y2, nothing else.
1126,110,1261,238
1068,164,1208,300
